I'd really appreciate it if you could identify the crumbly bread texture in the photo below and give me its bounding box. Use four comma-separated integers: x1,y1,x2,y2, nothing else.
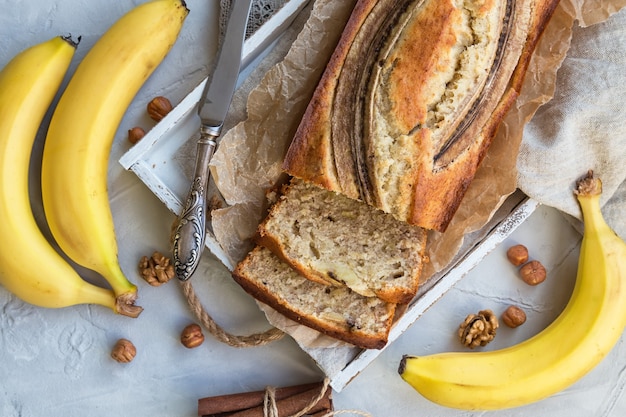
282,0,560,232
232,245,396,350
256,178,427,304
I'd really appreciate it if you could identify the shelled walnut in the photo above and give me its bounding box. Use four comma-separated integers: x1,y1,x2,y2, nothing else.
458,309,499,349
139,251,175,286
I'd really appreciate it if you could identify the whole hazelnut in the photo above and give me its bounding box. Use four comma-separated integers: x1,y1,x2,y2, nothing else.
147,96,173,121
111,338,136,363
180,323,204,349
506,244,529,266
519,260,547,285
502,305,527,328
127,126,146,144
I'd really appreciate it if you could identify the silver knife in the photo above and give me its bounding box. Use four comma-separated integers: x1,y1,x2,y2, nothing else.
173,0,253,281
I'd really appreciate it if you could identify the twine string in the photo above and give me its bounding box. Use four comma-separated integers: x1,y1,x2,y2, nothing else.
289,378,329,417
261,378,373,417
181,280,285,347
264,385,279,417
181,281,371,416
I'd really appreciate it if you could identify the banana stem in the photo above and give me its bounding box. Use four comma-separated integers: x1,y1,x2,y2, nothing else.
575,170,602,199
100,261,143,318
575,170,610,234
115,293,143,318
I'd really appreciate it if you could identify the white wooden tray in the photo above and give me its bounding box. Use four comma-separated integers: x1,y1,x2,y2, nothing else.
119,0,540,391
320,193,539,391
120,0,311,269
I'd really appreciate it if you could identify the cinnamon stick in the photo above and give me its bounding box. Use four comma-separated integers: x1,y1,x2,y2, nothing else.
198,382,325,416
222,386,332,417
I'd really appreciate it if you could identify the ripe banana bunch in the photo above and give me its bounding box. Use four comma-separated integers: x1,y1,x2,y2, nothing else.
0,36,117,311
41,0,189,317
399,170,626,410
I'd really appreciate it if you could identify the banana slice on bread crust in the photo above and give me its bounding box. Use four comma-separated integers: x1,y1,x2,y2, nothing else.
283,0,560,232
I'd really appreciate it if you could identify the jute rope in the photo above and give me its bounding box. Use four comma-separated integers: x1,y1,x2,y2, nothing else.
178,0,289,349
181,283,371,415
180,279,372,415
181,280,285,347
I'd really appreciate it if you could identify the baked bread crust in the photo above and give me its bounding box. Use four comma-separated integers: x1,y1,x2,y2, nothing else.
283,0,560,232
232,246,396,350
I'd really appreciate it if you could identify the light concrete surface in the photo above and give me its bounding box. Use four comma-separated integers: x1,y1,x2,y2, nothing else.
0,1,624,416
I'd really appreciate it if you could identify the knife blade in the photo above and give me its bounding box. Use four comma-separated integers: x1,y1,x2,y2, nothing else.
173,0,253,281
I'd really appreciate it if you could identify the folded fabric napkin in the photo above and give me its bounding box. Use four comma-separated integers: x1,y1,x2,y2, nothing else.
518,5,626,239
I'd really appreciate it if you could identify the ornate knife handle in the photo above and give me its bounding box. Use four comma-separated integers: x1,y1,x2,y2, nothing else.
172,128,219,281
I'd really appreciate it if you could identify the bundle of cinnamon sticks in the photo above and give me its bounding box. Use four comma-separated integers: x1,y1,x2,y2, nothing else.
198,381,333,417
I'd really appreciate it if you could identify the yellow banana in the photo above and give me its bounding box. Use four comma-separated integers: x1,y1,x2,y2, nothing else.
399,170,626,410
41,0,188,317
0,36,118,311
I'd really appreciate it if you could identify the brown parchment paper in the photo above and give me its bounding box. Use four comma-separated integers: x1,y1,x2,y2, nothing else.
209,0,626,349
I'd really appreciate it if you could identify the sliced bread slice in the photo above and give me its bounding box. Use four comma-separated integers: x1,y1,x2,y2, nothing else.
256,179,427,304
232,245,396,350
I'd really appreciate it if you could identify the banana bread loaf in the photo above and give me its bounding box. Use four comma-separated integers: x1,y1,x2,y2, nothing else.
232,245,396,349
256,178,427,304
282,0,560,232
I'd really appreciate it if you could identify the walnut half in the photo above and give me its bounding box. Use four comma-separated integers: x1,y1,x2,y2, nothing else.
139,251,175,286
458,309,499,349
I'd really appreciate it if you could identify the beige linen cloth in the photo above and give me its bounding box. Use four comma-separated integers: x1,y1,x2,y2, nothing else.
517,3,626,239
